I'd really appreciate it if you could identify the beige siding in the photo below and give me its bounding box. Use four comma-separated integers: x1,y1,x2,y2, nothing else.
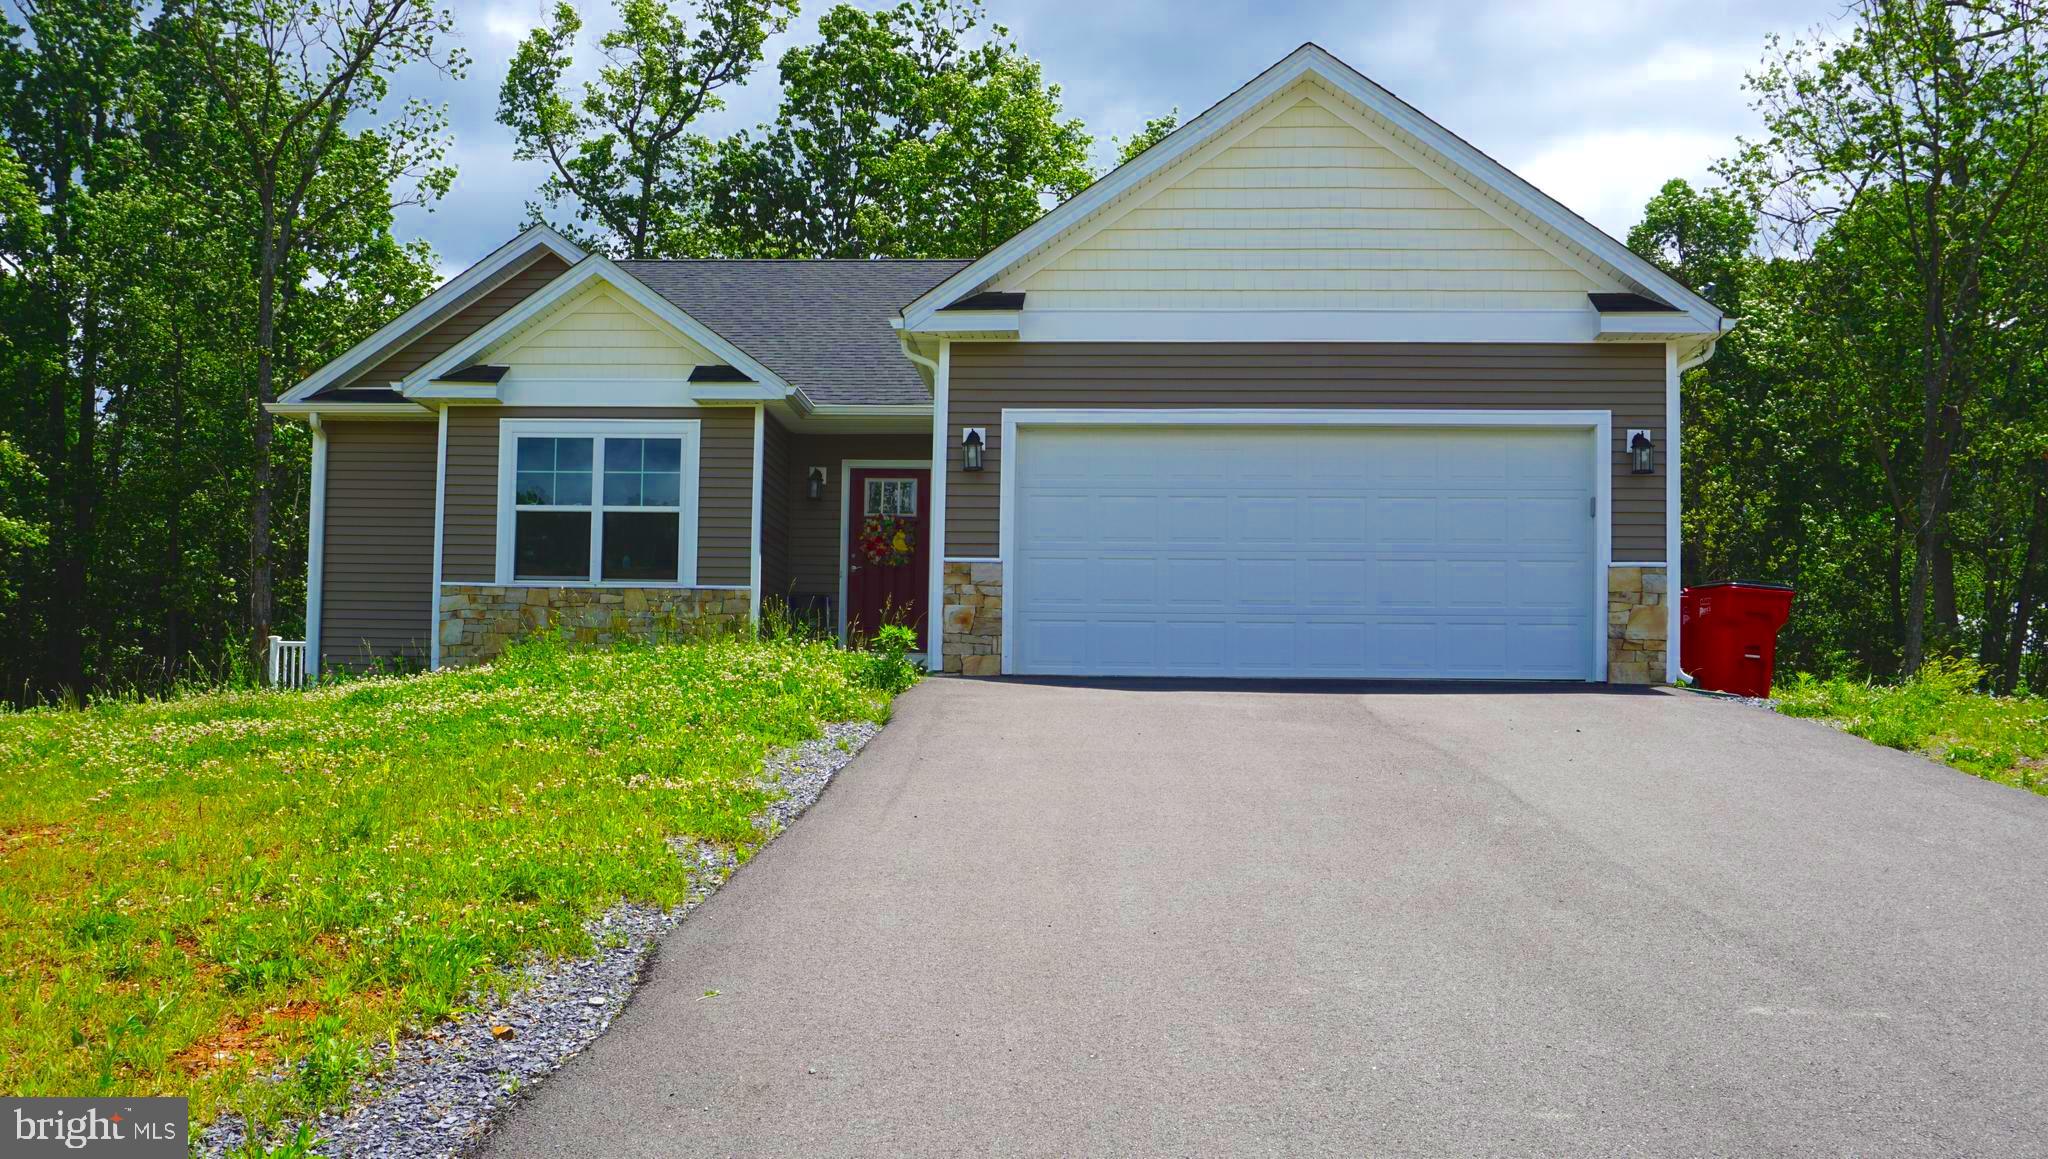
1006,94,1615,312
340,251,572,389
761,417,791,599
496,283,720,381
441,406,756,586
779,434,932,601
321,420,436,668
945,342,1667,561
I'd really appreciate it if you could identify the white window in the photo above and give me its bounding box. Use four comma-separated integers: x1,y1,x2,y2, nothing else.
495,419,700,585
864,477,918,516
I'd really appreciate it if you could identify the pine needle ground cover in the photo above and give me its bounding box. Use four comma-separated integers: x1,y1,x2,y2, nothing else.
0,634,914,1133
1775,659,2048,795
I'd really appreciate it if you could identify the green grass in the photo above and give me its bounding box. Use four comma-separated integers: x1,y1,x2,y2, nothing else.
0,632,917,1137
1774,657,2048,793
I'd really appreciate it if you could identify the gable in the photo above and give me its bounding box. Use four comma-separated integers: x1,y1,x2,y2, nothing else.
336,251,574,391
492,282,724,382
1001,92,1620,313
900,45,1723,351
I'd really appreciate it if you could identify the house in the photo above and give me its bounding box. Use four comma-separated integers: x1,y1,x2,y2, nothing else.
270,44,1724,684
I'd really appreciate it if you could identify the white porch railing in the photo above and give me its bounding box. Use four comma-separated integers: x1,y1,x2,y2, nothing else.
267,635,309,689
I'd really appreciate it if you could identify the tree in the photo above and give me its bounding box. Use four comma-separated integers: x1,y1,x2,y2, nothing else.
498,0,794,259
1725,0,2048,672
707,0,1093,258
176,0,460,673
1114,108,1177,168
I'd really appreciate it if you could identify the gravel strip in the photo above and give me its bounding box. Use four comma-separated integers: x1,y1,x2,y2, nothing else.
200,720,881,1158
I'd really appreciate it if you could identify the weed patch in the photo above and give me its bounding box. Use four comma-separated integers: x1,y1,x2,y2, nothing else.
1774,657,2048,793
0,633,908,1135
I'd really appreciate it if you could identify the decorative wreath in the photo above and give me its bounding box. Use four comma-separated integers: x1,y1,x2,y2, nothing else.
858,514,917,566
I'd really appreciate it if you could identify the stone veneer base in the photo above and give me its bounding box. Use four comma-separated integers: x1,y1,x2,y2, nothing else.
438,585,750,667
1606,566,1670,685
941,561,1003,675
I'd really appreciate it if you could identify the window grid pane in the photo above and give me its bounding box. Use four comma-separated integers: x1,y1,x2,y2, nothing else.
510,431,689,585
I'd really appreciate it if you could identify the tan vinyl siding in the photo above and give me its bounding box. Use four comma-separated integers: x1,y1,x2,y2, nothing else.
781,434,932,600
945,342,1667,561
338,251,572,389
320,420,436,668
441,406,756,586
1005,94,1614,311
496,283,719,380
761,416,791,598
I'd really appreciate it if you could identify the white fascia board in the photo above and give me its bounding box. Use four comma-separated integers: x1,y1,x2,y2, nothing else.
812,403,932,417
1596,313,1719,338
686,382,788,403
408,382,500,401
280,225,584,404
267,401,434,420
901,310,1020,337
900,43,1723,334
401,256,796,402
1017,308,1606,344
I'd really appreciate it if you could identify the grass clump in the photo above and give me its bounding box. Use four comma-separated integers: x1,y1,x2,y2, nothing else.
1774,656,2048,793
0,632,912,1135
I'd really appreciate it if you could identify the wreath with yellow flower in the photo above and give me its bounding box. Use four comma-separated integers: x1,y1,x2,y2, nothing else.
857,514,917,566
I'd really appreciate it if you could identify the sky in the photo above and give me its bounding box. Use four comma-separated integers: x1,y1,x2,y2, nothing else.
393,0,1845,273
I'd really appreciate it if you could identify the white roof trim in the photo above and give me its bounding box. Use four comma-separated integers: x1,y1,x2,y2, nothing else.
899,43,1724,334
399,255,802,406
279,224,584,403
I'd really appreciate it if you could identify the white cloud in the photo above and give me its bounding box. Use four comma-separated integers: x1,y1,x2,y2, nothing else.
1510,128,1732,237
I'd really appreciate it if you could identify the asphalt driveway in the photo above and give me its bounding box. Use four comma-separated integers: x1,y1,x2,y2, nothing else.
484,679,2048,1157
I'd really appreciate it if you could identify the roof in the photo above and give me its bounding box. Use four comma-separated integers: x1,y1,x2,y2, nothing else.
1589,292,1679,313
617,260,970,405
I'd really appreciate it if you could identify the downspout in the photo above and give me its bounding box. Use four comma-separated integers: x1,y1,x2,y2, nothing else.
901,329,946,671
429,403,448,670
1667,323,1730,684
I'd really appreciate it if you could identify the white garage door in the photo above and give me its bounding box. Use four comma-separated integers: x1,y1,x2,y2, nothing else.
1009,424,1598,679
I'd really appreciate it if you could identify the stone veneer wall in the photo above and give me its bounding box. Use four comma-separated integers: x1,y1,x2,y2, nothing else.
941,561,1002,675
438,584,750,667
1607,566,1670,685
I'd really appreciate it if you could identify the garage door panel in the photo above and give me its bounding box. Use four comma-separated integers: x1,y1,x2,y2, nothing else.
1233,558,1297,606
1010,425,1596,679
1164,497,1229,544
1303,559,1370,608
1370,497,1439,548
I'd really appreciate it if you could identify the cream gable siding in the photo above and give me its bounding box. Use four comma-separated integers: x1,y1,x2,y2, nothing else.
1004,93,1622,313
495,282,723,383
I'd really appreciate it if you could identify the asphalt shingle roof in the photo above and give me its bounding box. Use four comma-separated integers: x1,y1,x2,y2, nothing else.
617,259,971,406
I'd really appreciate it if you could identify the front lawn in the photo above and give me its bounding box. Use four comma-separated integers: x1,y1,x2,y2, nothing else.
0,633,914,1135
1773,659,2048,794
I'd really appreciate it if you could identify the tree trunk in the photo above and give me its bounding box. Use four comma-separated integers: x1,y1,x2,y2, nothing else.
248,219,278,675
2002,479,2046,695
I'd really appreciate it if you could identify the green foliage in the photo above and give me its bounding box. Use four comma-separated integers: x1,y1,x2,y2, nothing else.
0,633,908,1133
706,0,1094,258
852,623,922,695
498,0,795,258
1114,108,1178,167
1775,657,2048,792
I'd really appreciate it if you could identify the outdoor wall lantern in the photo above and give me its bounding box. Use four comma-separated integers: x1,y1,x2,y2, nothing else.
806,466,827,500
1628,429,1655,475
962,427,986,472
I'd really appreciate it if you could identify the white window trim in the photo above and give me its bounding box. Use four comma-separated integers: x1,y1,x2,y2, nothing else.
995,408,1613,682
837,459,935,648
494,418,702,587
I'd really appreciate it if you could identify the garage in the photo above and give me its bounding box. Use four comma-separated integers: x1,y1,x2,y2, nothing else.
1004,414,1606,680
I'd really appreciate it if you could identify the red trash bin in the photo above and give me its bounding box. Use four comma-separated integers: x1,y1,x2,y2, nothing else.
1680,581,1794,698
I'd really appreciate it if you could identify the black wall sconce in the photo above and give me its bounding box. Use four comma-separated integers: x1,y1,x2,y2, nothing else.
806,466,827,500
961,427,986,472
1627,429,1655,474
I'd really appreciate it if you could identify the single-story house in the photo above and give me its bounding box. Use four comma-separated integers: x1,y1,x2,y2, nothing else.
271,43,1724,684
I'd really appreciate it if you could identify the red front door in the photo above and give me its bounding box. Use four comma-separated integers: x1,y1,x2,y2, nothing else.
845,467,932,648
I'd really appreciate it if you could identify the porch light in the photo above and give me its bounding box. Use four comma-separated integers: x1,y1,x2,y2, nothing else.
1628,429,1655,475
806,467,827,501
962,428,986,472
